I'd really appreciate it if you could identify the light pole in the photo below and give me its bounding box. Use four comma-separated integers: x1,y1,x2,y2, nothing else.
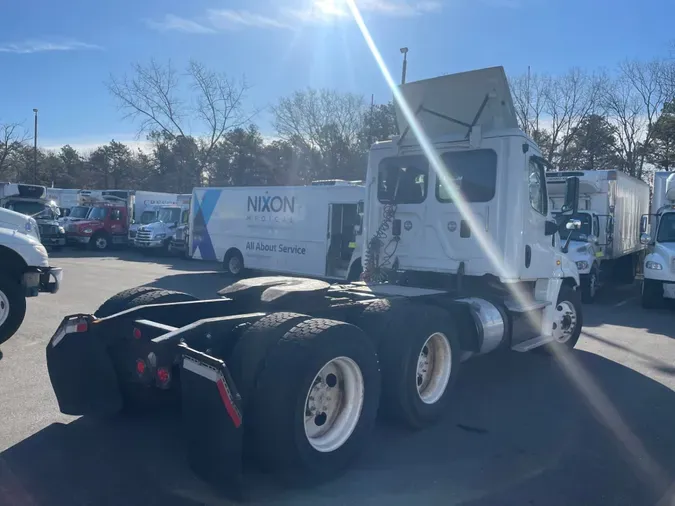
400,47,408,85
33,108,38,184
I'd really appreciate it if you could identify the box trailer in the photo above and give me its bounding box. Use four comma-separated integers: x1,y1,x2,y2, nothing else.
45,67,583,500
189,184,365,281
546,170,649,302
640,172,675,307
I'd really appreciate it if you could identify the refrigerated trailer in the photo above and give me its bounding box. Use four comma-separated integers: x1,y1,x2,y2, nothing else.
546,170,649,302
640,172,675,307
46,66,583,499
190,184,364,281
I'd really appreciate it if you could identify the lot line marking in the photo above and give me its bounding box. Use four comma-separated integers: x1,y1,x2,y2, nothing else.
614,297,636,307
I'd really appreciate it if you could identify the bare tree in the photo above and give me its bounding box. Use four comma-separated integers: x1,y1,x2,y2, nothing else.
107,59,252,176
510,70,547,138
273,89,366,153
542,68,604,167
0,122,29,177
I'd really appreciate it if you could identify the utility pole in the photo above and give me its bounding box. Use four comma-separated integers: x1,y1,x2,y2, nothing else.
400,47,408,85
33,108,38,184
369,94,374,145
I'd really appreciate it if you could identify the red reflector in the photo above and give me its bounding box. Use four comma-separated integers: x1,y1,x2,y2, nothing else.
132,328,142,339
157,367,170,384
76,322,88,333
136,359,146,375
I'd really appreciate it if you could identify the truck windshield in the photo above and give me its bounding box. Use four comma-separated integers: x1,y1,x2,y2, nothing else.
657,212,675,243
553,212,593,241
158,208,181,223
6,201,53,219
69,206,90,219
140,210,157,224
89,207,107,220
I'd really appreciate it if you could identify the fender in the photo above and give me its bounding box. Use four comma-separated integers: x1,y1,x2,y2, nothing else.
0,226,49,268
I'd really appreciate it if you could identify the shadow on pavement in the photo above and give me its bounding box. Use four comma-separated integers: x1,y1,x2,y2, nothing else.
2,351,674,506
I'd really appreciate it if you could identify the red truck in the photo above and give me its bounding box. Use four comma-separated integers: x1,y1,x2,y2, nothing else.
65,196,130,250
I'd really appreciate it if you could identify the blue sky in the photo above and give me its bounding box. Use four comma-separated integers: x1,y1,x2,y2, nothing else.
0,0,673,151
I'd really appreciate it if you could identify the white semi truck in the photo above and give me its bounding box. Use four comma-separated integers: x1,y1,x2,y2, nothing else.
546,170,649,303
46,67,582,498
640,172,675,308
190,183,365,280
0,207,62,345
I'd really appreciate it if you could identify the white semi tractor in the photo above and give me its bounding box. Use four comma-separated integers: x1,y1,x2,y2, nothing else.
546,170,649,303
640,172,675,307
46,67,582,498
134,194,191,252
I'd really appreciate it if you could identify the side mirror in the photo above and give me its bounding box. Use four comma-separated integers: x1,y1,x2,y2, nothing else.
640,233,652,245
561,177,580,215
566,219,581,230
357,201,365,216
640,215,648,234
544,220,558,236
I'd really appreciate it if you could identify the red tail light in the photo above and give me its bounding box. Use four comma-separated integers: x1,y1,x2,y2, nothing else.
157,367,170,385
136,359,146,375
75,322,88,333
132,328,142,340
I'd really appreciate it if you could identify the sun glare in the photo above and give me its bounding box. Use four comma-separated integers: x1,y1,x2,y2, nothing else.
313,0,348,17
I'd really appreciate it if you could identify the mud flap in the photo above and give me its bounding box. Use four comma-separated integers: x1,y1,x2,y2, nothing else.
46,316,123,416
179,344,245,501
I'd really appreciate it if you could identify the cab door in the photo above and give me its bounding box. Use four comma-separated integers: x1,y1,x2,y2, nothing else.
523,156,554,279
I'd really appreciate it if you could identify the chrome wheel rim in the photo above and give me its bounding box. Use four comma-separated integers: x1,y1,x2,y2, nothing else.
96,237,107,249
0,290,10,328
304,356,364,453
416,332,452,404
553,301,577,343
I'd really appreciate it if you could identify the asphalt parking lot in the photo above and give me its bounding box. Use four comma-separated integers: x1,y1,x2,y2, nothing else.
1,249,675,506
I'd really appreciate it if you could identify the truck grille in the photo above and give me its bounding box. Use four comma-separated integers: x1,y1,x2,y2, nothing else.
66,223,77,232
39,224,59,236
136,230,153,242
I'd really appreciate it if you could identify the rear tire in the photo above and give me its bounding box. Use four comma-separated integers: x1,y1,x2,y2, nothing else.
224,249,245,278
123,289,198,310
249,318,380,485
641,279,662,309
94,286,163,318
0,275,27,346
358,301,461,429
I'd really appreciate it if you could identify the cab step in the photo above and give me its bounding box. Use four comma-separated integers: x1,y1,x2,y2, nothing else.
511,334,554,352
504,298,550,313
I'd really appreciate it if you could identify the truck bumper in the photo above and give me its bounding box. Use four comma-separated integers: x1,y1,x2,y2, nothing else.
23,266,63,296
134,240,164,248
42,237,66,247
67,235,91,244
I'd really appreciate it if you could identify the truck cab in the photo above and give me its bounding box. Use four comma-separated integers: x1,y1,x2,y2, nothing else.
65,198,129,250
641,172,675,307
128,208,159,242
134,205,183,252
0,207,62,345
0,183,67,250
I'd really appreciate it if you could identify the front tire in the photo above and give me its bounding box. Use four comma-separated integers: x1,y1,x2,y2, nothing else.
641,279,662,309
358,301,461,429
249,318,380,485
0,275,27,346
90,233,109,251
581,269,598,304
541,284,583,353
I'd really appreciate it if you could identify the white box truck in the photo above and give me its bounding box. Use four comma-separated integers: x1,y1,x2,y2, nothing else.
46,67,583,499
546,170,649,302
640,171,675,307
128,191,185,243
190,183,365,281
46,188,81,216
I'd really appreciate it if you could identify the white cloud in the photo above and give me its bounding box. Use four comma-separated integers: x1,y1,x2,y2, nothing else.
43,137,153,155
0,39,102,54
207,9,292,30
288,0,442,21
146,14,216,34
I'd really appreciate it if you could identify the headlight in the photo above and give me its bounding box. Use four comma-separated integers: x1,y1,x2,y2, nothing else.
82,228,93,234
576,261,589,270
646,261,663,270
58,226,65,234
154,233,166,239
